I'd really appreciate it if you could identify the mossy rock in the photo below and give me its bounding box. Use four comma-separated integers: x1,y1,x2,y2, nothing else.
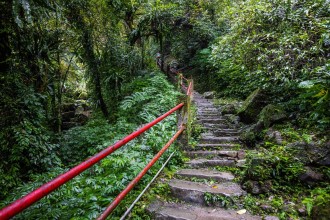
222,104,237,114
238,88,268,124
258,104,287,128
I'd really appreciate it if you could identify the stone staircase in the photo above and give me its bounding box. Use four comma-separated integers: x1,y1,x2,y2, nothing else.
148,92,263,219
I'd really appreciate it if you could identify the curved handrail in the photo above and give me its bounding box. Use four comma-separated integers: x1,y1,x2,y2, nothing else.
97,125,185,220
0,103,184,220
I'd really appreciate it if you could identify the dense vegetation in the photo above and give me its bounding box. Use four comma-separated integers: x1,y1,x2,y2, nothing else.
0,0,329,219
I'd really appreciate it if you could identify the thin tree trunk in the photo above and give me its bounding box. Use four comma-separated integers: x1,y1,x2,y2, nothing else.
82,30,109,118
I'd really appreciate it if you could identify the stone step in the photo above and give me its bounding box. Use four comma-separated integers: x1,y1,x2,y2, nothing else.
197,111,220,115
201,131,240,138
200,132,214,137
197,109,219,113
185,150,239,159
194,100,212,103
148,201,262,220
169,179,246,204
194,143,239,150
199,136,240,144
176,169,235,182
198,107,219,111
213,129,241,136
197,114,222,118
193,100,214,107
202,123,230,129
186,158,236,168
197,118,226,124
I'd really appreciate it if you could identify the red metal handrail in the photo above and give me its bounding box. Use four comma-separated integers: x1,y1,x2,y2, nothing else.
186,81,193,96
0,103,184,220
97,125,185,220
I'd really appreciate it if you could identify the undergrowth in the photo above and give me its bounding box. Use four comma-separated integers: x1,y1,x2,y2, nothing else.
0,72,183,219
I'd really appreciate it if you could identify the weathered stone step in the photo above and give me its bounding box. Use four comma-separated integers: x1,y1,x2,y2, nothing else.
169,179,246,204
202,123,230,129
197,114,222,118
176,169,235,182
148,201,262,220
197,110,219,114
195,102,212,105
196,105,215,109
194,143,239,150
213,129,241,136
186,158,236,168
197,118,226,124
185,150,239,159
195,102,214,106
200,136,240,144
197,111,219,115
200,132,214,137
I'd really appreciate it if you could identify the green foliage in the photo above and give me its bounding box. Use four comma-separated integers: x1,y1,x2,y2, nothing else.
244,144,305,183
298,75,330,129
1,71,182,219
0,84,61,199
205,0,330,128
119,73,181,124
204,193,235,208
302,186,330,216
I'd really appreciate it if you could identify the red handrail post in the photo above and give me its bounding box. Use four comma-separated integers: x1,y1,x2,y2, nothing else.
97,125,185,220
0,103,184,220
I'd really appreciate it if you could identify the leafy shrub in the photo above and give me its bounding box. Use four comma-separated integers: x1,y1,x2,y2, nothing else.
1,72,183,219
207,0,330,127
0,86,61,199
302,186,330,217
244,144,305,183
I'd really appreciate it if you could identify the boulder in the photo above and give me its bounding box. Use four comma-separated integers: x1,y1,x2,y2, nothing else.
258,104,287,128
260,204,274,212
223,114,240,125
222,104,237,114
203,91,215,99
237,88,268,124
240,127,259,147
299,166,323,185
242,180,272,195
266,129,283,145
288,141,330,166
260,180,273,193
243,180,262,194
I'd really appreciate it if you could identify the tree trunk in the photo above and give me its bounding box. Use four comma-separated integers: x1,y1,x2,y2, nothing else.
82,30,109,118
67,4,109,118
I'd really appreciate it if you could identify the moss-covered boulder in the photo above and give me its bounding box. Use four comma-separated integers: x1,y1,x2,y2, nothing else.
288,141,330,166
203,91,215,99
222,104,237,114
258,104,287,128
238,88,268,124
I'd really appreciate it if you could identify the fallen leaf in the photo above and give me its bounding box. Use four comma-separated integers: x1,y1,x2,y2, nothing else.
237,209,246,215
212,185,218,189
